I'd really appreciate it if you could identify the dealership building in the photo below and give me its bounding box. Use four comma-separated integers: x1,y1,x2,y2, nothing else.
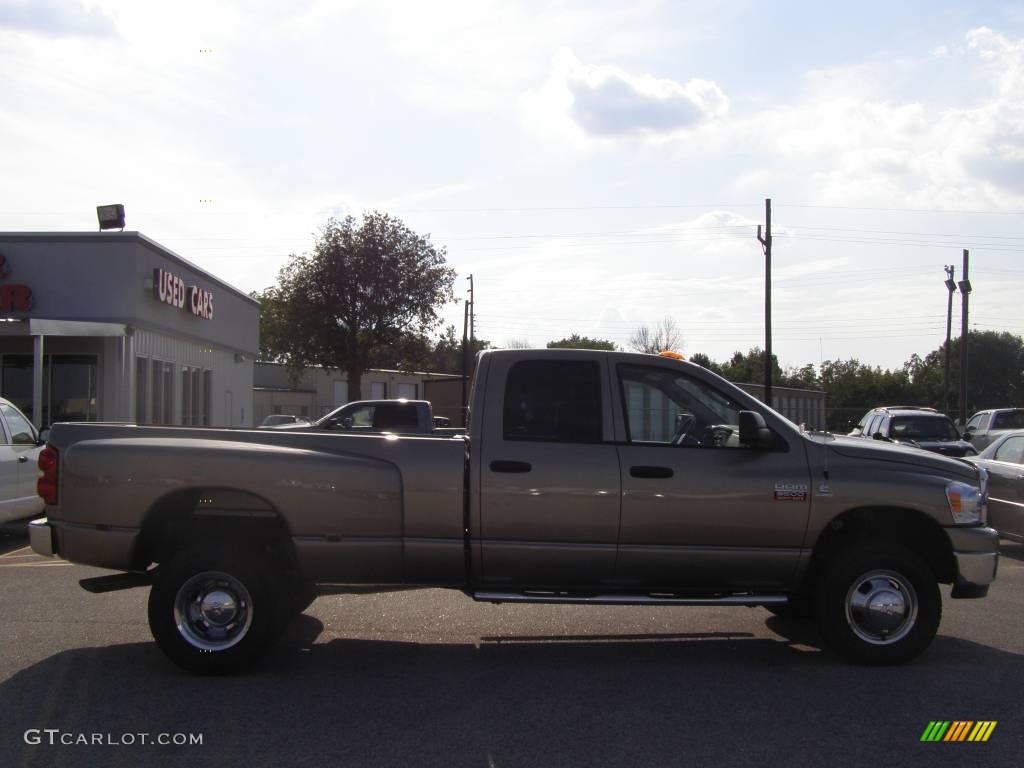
0,232,258,429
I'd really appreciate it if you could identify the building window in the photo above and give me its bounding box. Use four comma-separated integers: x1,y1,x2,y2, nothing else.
135,357,148,423
151,360,173,424
1,354,98,427
397,383,418,400
181,366,206,426
333,381,348,406
370,381,386,399
202,370,212,426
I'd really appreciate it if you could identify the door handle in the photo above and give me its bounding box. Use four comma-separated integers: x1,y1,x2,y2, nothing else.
17,456,28,463
630,465,674,479
490,460,532,473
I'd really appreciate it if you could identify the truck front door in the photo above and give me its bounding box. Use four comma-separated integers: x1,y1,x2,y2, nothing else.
477,356,620,586
612,363,810,590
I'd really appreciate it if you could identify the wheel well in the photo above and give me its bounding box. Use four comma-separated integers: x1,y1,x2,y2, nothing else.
131,489,303,584
804,507,955,588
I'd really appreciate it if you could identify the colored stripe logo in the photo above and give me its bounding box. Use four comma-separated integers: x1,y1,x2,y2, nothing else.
921,721,997,742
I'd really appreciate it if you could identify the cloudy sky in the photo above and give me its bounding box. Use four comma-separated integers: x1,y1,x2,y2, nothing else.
2,0,1023,371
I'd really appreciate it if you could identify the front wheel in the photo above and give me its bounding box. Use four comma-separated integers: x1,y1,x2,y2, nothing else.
148,547,281,675
817,543,940,665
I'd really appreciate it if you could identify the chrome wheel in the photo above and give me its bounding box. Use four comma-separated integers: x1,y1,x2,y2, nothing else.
173,571,254,651
844,569,918,645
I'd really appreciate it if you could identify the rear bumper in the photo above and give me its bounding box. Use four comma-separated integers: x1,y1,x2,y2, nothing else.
29,517,55,557
28,517,139,570
947,526,1000,598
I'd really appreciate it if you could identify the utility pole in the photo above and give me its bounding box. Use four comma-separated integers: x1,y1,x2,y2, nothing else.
461,300,469,426
943,265,956,417
466,274,475,359
756,198,773,407
958,250,971,425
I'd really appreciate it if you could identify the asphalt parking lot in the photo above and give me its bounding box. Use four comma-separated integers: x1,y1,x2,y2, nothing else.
1,525,1021,768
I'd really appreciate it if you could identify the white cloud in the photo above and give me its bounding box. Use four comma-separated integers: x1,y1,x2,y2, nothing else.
0,0,116,38
523,49,728,146
687,27,1024,211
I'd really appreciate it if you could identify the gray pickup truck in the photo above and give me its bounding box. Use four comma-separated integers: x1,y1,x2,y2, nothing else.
30,349,999,673
269,398,462,435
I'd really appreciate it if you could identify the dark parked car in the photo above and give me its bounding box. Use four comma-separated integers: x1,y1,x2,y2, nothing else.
967,429,1024,542
850,406,976,457
259,414,310,427
963,408,1024,451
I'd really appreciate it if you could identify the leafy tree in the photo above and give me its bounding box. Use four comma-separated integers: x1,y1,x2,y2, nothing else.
504,338,532,349
428,325,490,374
629,316,683,354
688,352,721,374
547,334,617,351
910,331,1024,415
718,346,784,386
257,212,455,400
782,363,819,390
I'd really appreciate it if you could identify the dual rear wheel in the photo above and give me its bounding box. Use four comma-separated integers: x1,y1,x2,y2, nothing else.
148,546,309,675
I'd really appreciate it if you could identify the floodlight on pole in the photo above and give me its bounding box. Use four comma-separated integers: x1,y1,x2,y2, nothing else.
96,204,125,231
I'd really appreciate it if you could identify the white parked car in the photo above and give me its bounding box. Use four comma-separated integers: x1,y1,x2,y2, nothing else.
0,397,45,523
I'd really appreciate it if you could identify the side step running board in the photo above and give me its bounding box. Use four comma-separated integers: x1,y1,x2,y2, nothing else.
79,571,154,594
473,591,788,607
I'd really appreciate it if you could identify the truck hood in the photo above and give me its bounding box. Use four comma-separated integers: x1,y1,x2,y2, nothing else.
805,433,979,481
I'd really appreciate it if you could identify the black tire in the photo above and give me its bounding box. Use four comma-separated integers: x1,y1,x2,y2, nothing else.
148,547,281,675
816,543,940,665
292,583,317,614
766,591,814,620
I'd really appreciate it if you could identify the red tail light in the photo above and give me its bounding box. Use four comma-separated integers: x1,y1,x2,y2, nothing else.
37,445,58,505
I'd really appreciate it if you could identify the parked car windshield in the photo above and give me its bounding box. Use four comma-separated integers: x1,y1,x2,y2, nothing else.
890,415,960,441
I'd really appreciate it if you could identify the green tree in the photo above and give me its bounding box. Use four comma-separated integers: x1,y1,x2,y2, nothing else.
688,352,722,374
782,363,819,390
718,346,784,386
911,331,1024,416
428,325,490,374
547,334,617,351
256,212,456,400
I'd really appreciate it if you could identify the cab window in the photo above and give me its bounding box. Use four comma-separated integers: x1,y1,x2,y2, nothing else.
966,413,987,431
503,360,602,443
618,364,746,448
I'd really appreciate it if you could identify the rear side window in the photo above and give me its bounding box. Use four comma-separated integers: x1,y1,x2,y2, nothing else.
993,411,1024,430
503,360,602,443
994,436,1024,465
373,403,419,429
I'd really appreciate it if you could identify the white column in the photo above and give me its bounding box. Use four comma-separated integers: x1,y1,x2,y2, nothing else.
125,329,136,422
32,334,44,428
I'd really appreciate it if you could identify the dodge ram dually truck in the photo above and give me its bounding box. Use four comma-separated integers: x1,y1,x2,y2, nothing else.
29,349,999,674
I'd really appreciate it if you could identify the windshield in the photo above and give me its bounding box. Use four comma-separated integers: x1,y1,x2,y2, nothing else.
890,415,960,441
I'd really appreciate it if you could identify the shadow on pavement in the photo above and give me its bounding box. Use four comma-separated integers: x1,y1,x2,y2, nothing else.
3,613,1021,768
998,540,1024,562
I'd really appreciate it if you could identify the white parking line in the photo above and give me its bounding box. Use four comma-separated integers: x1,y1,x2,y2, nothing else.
0,546,32,558
0,560,72,568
